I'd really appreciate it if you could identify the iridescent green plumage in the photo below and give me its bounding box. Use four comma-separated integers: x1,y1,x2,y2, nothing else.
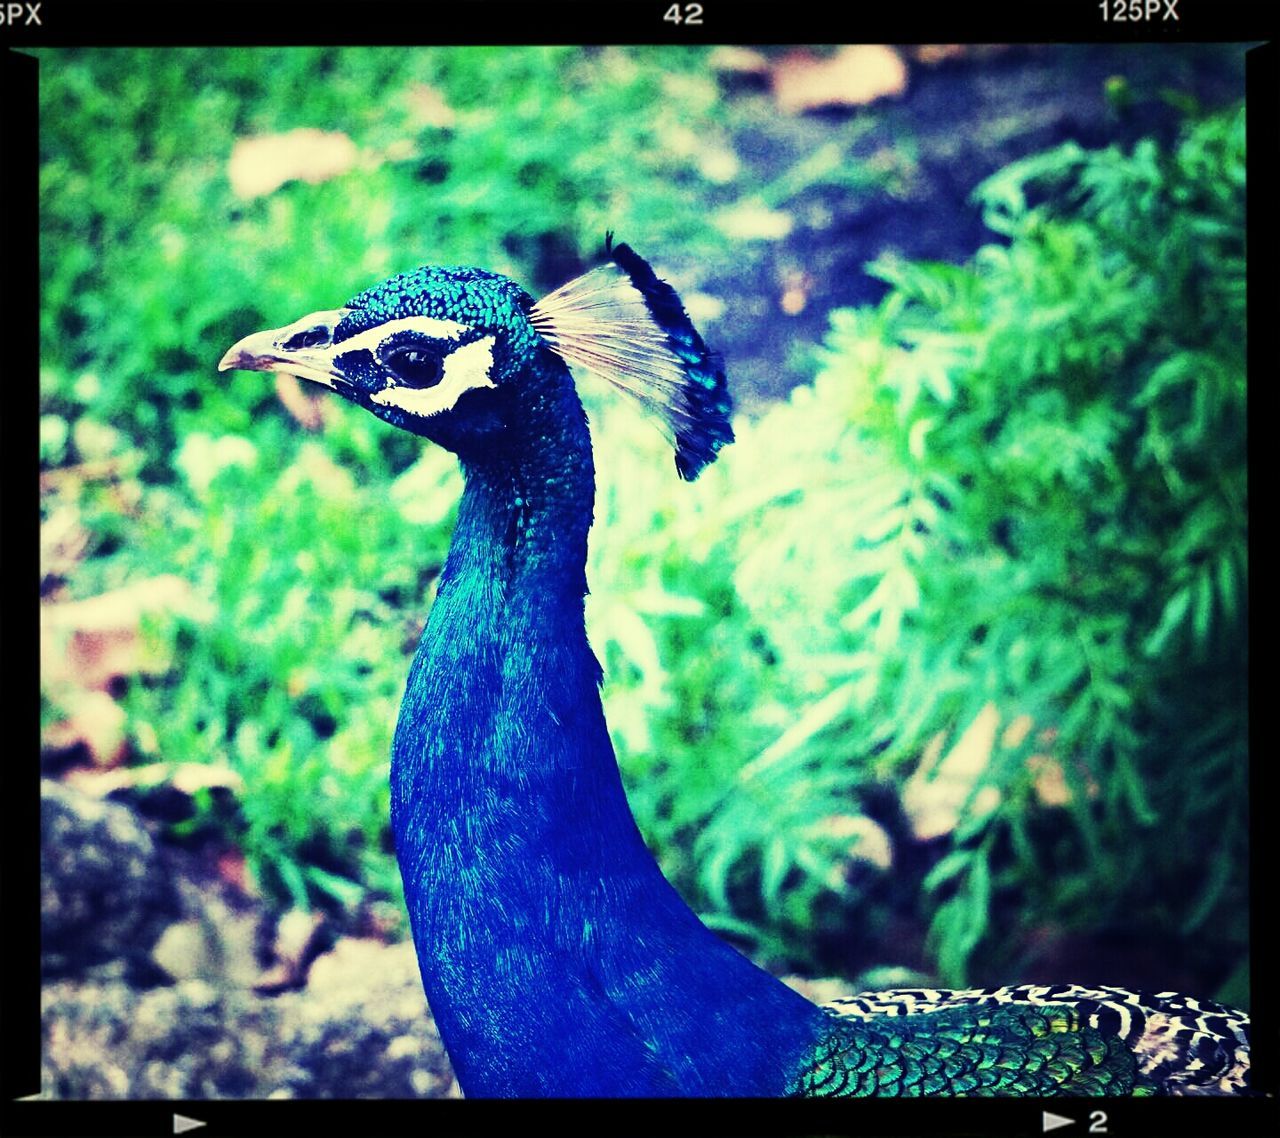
793,1003,1154,1097
802,985,1251,1096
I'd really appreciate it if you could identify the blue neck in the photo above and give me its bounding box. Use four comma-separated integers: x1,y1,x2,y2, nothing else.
390,362,827,1096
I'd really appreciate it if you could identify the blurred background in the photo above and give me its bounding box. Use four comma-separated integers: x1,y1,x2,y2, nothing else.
37,44,1249,1098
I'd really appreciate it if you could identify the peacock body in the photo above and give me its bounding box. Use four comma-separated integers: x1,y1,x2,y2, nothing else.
221,240,1251,1098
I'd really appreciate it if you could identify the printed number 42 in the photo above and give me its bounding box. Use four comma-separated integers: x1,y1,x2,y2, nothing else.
664,4,704,24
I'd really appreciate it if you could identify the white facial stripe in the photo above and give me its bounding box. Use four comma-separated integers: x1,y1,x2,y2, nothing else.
278,308,349,342
335,315,471,358
369,335,497,419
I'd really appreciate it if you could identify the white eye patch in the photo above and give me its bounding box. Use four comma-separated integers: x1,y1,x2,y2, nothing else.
370,335,497,419
336,315,470,357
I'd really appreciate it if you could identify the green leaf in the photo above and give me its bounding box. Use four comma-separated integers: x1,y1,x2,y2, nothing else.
922,849,972,893
1192,568,1215,647
1144,586,1191,657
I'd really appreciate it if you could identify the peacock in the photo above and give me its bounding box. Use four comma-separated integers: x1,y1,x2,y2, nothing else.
219,238,1251,1098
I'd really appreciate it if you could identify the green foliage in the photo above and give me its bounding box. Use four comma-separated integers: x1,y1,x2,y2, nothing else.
38,43,1246,999
592,106,1247,989
126,438,462,909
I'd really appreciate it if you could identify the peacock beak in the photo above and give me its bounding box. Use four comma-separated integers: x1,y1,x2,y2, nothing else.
218,308,350,389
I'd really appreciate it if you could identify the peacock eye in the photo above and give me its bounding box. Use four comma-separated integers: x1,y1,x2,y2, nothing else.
385,346,445,389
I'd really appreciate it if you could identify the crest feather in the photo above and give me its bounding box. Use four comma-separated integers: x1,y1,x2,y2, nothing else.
529,236,733,480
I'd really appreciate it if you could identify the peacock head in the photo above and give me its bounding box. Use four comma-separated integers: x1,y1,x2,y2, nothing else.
220,238,734,480
218,264,545,460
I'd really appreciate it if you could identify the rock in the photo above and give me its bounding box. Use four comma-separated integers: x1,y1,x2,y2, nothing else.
42,977,281,1099
274,939,460,1098
41,938,460,1099
41,780,178,979
40,779,459,1099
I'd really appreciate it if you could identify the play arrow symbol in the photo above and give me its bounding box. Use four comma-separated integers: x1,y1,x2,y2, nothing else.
174,1115,207,1134
1042,1111,1075,1133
